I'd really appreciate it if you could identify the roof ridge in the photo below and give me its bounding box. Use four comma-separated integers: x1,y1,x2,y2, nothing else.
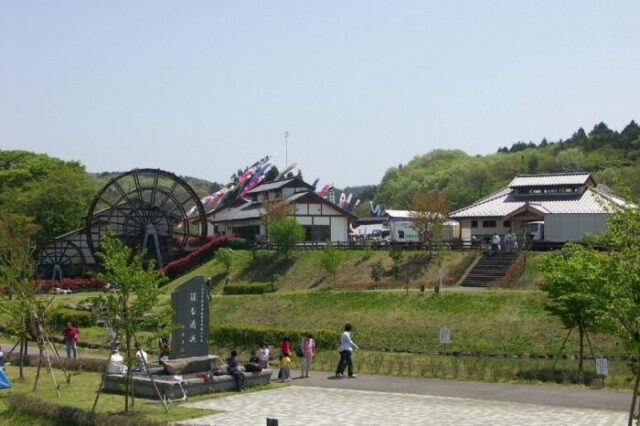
513,172,591,177
449,186,510,215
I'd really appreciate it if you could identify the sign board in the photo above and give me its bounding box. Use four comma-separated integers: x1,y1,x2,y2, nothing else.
595,358,608,376
171,275,209,358
439,327,451,344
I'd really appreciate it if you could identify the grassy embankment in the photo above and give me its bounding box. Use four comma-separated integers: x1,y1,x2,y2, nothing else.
4,249,632,390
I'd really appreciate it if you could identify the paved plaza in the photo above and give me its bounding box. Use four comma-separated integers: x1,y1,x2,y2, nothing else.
180,385,627,426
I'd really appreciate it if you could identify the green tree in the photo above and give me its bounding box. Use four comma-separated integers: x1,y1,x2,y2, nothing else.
268,217,304,259
319,240,343,287
0,213,69,388
370,260,384,282
361,238,373,261
539,243,608,372
0,151,96,245
216,247,234,273
94,231,165,413
388,244,403,279
596,192,640,425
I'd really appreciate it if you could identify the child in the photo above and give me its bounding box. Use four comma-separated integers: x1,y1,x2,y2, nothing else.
279,351,292,382
279,337,291,360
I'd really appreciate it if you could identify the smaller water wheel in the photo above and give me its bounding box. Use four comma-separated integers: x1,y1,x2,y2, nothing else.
37,240,86,280
85,168,207,268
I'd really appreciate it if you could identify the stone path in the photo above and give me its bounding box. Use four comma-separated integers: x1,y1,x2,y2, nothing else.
180,386,627,425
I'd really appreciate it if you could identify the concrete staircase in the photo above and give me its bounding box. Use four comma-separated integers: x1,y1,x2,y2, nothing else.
461,252,518,287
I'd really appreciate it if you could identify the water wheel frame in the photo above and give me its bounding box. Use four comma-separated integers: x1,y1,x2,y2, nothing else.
37,240,86,280
85,168,207,268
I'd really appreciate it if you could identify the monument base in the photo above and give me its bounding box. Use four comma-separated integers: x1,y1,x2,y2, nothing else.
103,367,272,399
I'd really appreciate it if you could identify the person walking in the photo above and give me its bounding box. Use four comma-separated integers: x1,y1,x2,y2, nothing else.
490,233,501,256
300,333,316,378
62,321,79,358
335,323,359,378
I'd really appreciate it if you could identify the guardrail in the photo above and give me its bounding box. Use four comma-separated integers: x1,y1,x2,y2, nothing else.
257,241,483,251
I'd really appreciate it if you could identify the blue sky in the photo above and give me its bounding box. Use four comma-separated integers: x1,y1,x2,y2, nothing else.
1,1,639,187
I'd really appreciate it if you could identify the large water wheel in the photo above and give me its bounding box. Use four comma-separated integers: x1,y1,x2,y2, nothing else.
85,168,207,268
37,240,86,280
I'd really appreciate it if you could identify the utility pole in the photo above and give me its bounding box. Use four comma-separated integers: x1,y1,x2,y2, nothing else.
284,131,289,167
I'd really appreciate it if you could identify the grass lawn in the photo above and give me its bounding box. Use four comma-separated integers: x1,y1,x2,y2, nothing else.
520,252,546,288
0,366,215,425
0,366,283,425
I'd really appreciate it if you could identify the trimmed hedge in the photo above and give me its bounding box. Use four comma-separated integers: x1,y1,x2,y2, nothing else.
6,353,107,372
50,308,97,329
6,393,161,426
210,324,339,350
223,282,275,295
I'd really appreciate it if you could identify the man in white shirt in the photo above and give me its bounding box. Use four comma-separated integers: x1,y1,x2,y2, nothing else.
335,323,359,378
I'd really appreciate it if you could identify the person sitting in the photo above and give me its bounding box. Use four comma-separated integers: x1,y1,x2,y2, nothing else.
226,350,245,391
107,349,127,374
134,343,148,372
259,343,270,369
244,350,262,373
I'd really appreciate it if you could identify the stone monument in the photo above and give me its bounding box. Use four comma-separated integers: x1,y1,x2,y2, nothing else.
171,275,209,358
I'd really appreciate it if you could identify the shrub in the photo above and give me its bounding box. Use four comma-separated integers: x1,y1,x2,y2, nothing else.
50,307,97,328
370,260,385,282
223,282,275,295
6,353,108,372
211,324,339,350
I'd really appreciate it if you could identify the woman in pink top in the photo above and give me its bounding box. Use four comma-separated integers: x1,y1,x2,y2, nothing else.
300,333,316,378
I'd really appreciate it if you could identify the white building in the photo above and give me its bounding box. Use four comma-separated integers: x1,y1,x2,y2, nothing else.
208,177,356,242
449,172,629,243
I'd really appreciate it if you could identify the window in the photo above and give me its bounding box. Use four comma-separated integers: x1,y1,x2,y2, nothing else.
503,221,511,228
471,220,478,228
304,225,330,242
398,230,405,240
482,220,496,228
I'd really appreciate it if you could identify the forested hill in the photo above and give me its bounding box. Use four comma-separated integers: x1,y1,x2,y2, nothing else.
92,172,221,198
375,120,640,212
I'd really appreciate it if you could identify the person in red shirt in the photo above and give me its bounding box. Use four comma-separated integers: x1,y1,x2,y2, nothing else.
279,337,291,360
62,321,79,358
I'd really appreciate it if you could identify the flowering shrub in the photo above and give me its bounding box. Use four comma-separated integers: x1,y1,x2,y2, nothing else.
161,235,233,280
35,276,103,292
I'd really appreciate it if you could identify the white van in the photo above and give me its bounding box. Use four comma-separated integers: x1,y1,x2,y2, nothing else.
526,221,545,241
